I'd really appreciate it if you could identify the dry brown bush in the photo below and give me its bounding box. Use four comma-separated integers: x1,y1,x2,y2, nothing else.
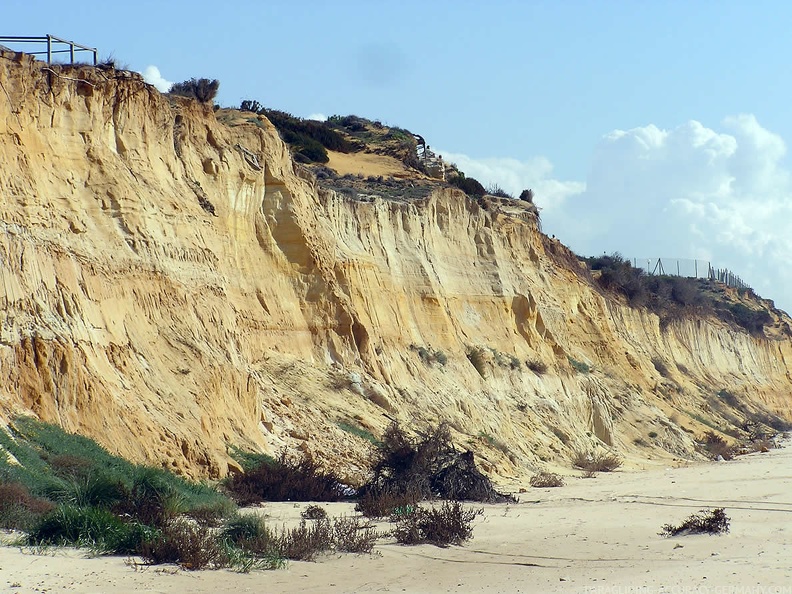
526,359,548,374
698,431,735,460
301,504,328,520
224,452,345,504
393,501,482,547
529,472,564,488
140,519,228,570
0,482,55,530
660,508,730,536
362,423,513,506
572,450,622,472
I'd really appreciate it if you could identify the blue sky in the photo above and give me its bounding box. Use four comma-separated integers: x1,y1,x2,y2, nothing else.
6,1,792,311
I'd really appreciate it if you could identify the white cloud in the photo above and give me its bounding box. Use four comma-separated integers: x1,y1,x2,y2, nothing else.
307,113,328,122
141,66,173,93
437,151,585,212
440,115,792,312
547,115,792,313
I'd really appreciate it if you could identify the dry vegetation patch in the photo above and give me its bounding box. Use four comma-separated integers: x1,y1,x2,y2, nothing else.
572,450,622,473
660,508,730,536
529,472,565,488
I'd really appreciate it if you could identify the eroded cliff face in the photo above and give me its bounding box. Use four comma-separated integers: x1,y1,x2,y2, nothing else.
1,52,790,482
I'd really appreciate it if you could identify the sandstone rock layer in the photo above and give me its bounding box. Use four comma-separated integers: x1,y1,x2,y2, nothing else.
1,52,790,481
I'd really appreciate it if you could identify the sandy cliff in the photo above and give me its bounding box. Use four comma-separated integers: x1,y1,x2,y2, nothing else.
1,52,790,482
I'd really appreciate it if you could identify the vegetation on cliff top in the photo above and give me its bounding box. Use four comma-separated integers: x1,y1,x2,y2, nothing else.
582,253,786,337
231,100,525,204
169,78,220,104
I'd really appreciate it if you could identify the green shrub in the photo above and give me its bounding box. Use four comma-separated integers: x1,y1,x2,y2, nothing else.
567,356,591,374
728,303,771,336
582,254,772,337
337,421,380,446
263,109,355,160
0,417,232,527
45,475,125,509
27,505,152,553
228,446,276,473
393,501,482,547
448,174,486,198
114,467,180,527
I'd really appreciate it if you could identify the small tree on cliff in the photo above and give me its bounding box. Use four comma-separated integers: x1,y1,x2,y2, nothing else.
169,78,220,104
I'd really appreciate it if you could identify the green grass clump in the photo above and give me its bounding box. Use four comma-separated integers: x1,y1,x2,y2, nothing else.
228,446,277,473
27,504,155,554
0,417,232,525
567,356,591,374
337,421,380,446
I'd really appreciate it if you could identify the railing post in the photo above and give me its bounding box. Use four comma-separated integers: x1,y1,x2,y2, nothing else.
70,41,74,64
47,34,52,64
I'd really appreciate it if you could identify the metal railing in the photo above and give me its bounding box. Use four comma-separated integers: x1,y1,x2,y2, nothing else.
631,257,750,290
0,35,97,65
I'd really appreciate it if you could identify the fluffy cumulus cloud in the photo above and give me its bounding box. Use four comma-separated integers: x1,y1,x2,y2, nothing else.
442,115,792,312
549,114,792,312
141,66,173,93
438,151,585,213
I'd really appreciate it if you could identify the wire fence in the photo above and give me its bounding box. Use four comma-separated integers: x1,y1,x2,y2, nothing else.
630,257,750,290
0,35,97,65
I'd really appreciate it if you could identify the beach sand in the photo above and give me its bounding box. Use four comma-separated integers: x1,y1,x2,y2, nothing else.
2,444,790,593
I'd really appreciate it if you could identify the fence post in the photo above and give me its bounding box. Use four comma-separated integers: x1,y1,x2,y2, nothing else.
69,40,74,64
46,34,52,64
